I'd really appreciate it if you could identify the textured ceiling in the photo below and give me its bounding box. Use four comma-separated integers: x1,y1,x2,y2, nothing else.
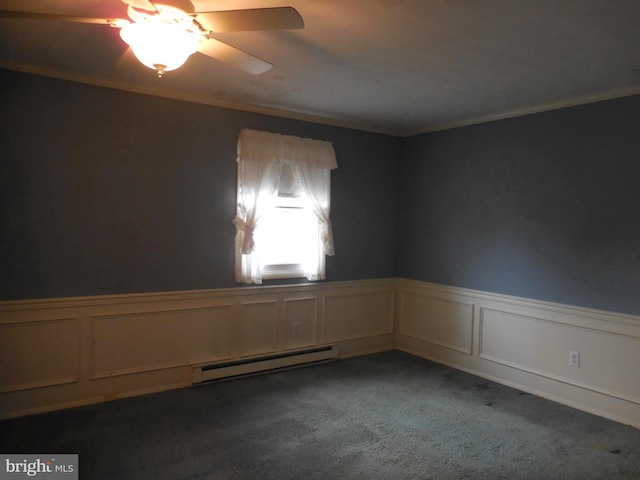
1,0,639,136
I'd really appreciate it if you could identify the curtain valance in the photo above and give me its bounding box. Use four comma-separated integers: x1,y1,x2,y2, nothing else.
237,129,337,170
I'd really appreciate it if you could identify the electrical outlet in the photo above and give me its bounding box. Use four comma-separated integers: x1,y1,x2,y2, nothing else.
569,351,580,367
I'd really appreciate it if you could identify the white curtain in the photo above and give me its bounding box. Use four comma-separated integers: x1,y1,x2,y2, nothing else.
233,158,281,284
233,129,337,284
293,162,333,280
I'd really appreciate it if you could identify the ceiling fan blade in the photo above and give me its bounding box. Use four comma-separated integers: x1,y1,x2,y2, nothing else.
195,7,303,33
121,0,157,12
0,9,127,26
198,36,272,74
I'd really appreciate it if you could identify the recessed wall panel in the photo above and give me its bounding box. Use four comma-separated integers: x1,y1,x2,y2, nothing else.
285,298,317,350
324,291,393,343
0,319,78,392
239,301,278,357
399,293,473,354
479,308,640,403
91,306,232,378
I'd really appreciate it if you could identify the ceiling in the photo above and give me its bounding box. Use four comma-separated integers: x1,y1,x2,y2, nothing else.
1,0,639,136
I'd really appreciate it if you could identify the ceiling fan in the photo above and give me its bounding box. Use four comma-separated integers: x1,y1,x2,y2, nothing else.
0,0,304,77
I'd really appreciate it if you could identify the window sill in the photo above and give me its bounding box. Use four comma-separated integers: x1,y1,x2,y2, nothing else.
261,264,306,280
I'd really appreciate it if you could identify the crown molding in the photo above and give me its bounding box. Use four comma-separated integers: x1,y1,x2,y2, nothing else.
3,62,638,139
402,86,640,137
0,62,400,136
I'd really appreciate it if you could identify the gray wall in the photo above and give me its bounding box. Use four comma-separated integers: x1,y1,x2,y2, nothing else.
0,69,400,299
398,96,640,315
2,69,639,316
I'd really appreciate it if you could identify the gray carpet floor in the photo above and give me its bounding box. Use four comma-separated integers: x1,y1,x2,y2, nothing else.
1,351,639,479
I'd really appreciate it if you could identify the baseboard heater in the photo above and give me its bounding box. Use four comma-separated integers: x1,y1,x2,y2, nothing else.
192,345,339,384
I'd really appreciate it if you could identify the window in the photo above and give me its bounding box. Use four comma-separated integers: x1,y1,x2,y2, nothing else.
233,129,337,284
255,165,319,279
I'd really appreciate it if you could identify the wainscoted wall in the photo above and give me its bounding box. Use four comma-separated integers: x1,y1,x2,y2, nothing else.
2,278,638,429
395,279,640,429
0,279,395,419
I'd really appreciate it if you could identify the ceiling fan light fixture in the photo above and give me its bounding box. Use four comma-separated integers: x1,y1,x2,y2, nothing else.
119,12,201,76
120,22,200,76
1,3,303,77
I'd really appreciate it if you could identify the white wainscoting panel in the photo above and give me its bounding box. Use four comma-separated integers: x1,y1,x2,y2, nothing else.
396,279,640,429
239,301,278,357
0,279,395,419
0,318,79,393
479,308,640,404
324,290,394,343
284,298,317,350
91,306,234,379
398,292,473,354
3,278,638,428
